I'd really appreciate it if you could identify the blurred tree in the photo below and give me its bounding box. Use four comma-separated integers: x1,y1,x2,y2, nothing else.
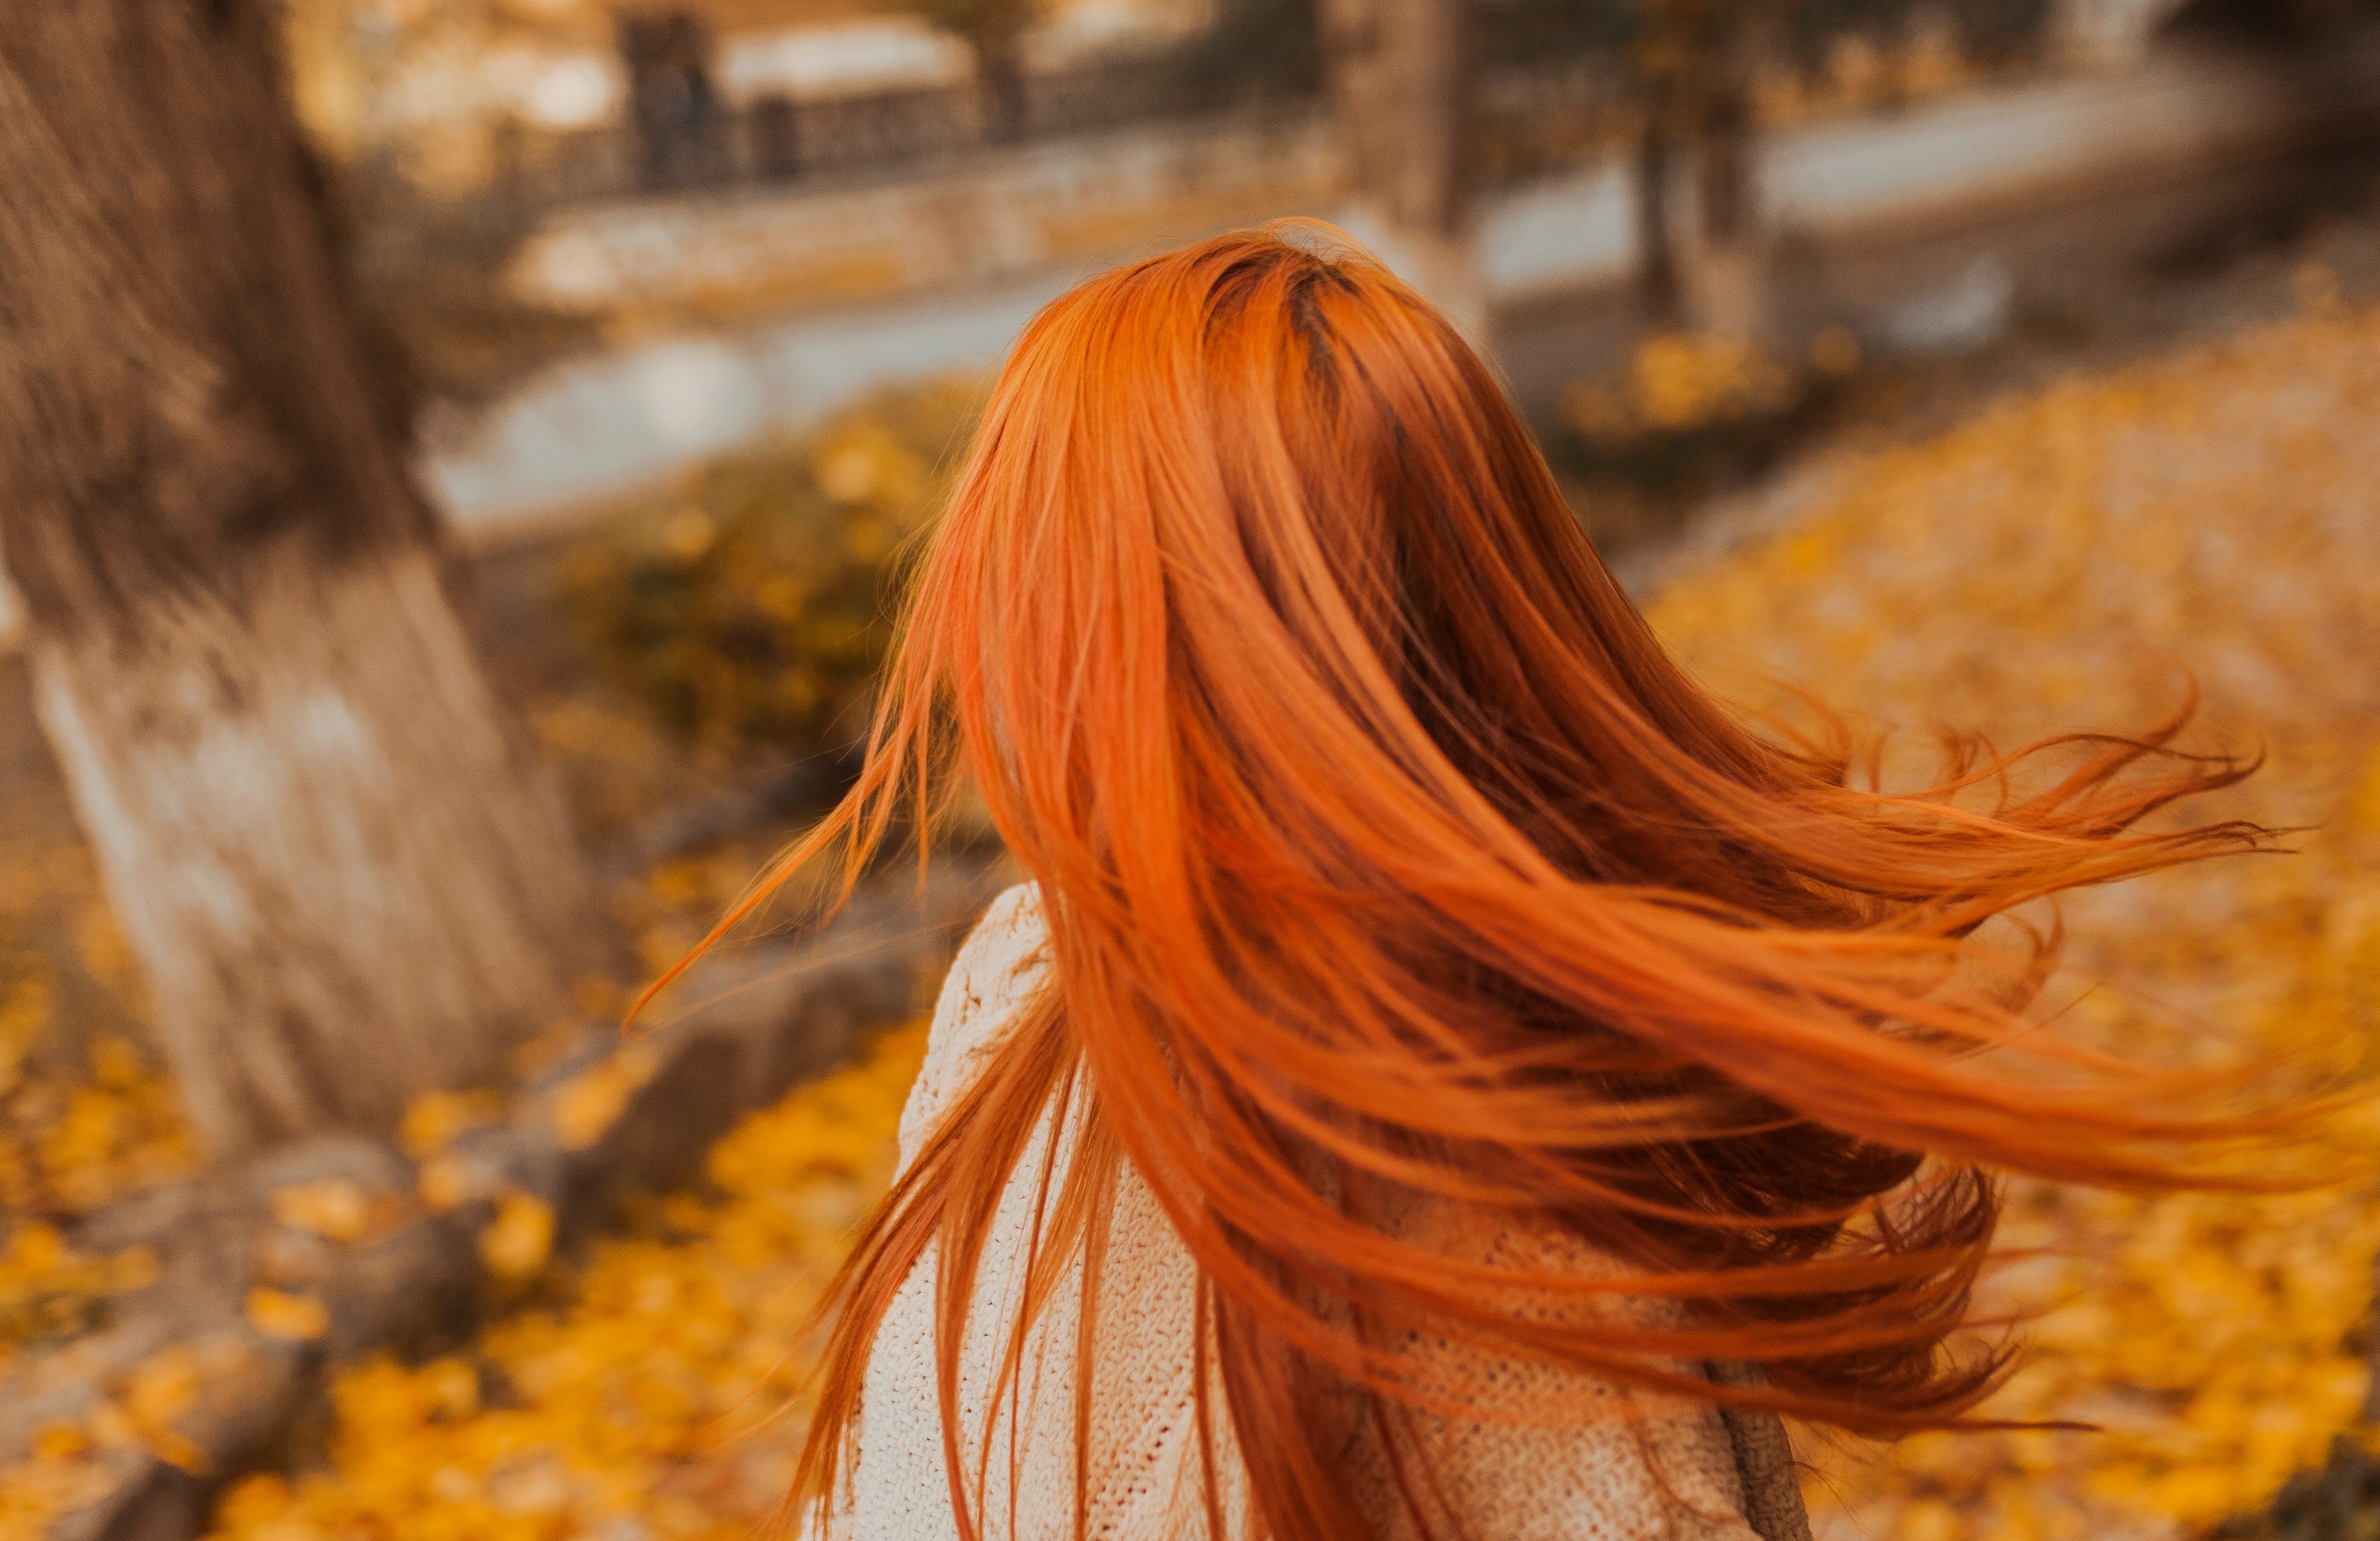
1323,0,1481,324
618,9,728,189
2164,0,2380,37
1325,0,1473,234
0,2,614,1155
886,0,1040,140
1618,0,2055,331
1183,0,1327,99
1630,0,1784,334
279,1,609,409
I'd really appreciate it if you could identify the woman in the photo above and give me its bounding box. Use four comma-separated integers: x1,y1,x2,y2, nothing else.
651,224,2279,1540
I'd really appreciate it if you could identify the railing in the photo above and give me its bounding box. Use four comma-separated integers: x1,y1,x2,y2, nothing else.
504,50,1283,214
480,2,2107,222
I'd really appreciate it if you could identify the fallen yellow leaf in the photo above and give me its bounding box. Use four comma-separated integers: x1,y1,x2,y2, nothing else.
30,1423,85,1462
398,1089,499,1162
550,1045,656,1152
244,1288,329,1343
415,1156,471,1212
268,1178,371,1243
478,1190,555,1282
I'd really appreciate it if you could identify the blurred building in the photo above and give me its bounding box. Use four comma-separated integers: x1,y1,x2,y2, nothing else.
292,0,1208,192
183,0,2372,555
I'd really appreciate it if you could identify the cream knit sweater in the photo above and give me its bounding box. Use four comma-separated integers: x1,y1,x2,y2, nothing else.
820,885,1813,1541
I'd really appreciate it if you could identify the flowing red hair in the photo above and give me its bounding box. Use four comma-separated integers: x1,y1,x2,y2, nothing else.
643,222,2290,1540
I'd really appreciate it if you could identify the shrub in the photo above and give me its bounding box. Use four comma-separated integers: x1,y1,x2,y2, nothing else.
556,380,983,764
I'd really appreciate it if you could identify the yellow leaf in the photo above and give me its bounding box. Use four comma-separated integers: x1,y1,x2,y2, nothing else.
417,1155,471,1212
144,1425,207,1475
84,1397,139,1450
399,1089,499,1161
244,1287,329,1343
550,1045,655,1152
122,1348,209,1471
122,1348,197,1425
30,1423,85,1462
269,1178,372,1243
479,1191,556,1282
86,1036,143,1091
420,1356,480,1421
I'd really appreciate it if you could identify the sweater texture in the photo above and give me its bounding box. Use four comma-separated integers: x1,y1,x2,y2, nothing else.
820,884,1814,1541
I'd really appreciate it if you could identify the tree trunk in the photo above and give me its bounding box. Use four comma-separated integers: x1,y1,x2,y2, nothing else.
977,39,1029,144
1322,0,1481,327
1324,0,1474,231
0,2,612,1155
1633,111,1685,329
1685,10,1775,340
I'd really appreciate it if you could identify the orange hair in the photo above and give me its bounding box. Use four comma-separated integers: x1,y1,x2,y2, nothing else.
646,223,2287,1540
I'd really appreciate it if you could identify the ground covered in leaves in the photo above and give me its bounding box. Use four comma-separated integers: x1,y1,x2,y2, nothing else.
2,293,2377,1541
0,385,976,1540
170,290,2380,1541
201,1025,927,1541
1644,293,2380,1541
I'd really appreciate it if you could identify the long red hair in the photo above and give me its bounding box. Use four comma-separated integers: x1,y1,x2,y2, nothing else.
646,223,2286,1539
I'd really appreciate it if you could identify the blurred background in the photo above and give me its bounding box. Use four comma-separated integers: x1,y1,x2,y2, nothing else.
2,1,2379,1537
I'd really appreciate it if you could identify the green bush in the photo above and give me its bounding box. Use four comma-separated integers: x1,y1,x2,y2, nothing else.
556,380,983,761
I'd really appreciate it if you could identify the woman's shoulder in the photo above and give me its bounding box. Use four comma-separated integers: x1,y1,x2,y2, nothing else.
931,881,1049,1046
895,882,1052,1170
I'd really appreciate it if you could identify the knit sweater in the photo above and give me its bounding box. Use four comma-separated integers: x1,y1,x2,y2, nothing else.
819,884,1813,1541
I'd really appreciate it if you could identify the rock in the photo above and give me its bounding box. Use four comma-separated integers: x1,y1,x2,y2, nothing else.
243,1133,411,1203
0,1316,179,1465
21,858,1006,1539
68,1182,205,1258
47,1453,199,1541
315,1213,478,1361
438,1121,570,1212
565,1032,744,1209
174,1330,309,1472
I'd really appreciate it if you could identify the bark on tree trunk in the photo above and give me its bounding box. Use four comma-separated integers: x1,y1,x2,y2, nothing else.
0,1,612,1155
1634,112,1685,329
977,40,1029,144
1684,6,1778,340
1321,0,1481,329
